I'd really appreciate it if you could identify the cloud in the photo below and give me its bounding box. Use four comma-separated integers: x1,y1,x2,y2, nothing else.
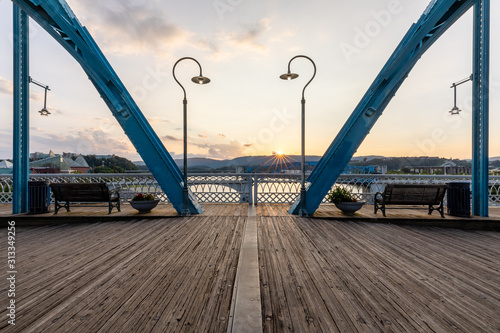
163,135,182,142
32,128,134,156
0,77,13,95
202,18,272,60
71,1,190,55
69,1,274,61
3,75,44,101
218,133,226,139
228,18,271,51
195,139,251,159
147,117,170,124
244,143,253,148
198,133,208,138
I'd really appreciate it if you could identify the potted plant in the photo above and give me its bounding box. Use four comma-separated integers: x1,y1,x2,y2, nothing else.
327,187,365,215
129,193,160,213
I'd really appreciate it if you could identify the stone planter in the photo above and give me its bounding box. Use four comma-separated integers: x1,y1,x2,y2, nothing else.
334,201,365,216
129,199,160,213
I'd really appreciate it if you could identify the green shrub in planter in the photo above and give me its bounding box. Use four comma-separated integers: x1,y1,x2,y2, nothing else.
327,187,357,204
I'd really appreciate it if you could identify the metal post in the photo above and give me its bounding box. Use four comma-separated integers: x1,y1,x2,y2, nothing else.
472,0,489,217
253,175,258,206
279,55,316,216
182,98,190,216
172,57,209,216
13,6,30,214
299,98,307,216
248,175,253,205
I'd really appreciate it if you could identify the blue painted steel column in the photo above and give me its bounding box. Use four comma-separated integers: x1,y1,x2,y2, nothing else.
472,0,490,217
12,5,30,214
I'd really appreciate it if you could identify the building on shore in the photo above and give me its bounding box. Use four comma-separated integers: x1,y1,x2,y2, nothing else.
404,161,471,175
29,155,90,174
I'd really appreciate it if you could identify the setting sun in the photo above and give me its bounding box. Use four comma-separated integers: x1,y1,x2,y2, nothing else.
275,151,284,156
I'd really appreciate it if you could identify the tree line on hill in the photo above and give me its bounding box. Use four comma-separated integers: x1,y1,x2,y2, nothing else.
77,155,497,174
348,156,471,171
82,155,139,173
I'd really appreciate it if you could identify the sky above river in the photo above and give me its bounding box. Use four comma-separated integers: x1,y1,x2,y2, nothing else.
0,0,499,161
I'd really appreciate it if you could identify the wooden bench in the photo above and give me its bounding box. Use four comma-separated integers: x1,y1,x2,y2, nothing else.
374,184,447,218
49,183,121,214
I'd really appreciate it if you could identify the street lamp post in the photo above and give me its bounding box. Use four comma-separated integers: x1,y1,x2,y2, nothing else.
172,57,210,216
280,55,316,216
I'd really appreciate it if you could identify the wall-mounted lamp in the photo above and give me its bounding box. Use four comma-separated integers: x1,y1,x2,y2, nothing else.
450,74,473,115
29,77,51,116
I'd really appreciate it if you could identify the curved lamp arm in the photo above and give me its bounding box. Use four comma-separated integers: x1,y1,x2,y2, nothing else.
172,57,210,100
280,55,316,100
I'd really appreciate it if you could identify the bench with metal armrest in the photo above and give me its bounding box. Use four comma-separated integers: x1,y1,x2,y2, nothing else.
49,182,120,214
374,184,447,218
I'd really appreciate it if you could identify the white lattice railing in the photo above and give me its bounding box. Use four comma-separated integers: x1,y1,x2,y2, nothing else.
255,173,500,206
0,173,253,204
1,173,499,206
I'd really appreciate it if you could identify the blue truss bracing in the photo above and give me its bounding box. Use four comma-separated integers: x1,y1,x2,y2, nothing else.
290,0,489,215
12,0,203,214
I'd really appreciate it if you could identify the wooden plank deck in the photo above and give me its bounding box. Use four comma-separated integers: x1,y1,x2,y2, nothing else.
1,204,499,332
0,205,246,332
258,211,500,332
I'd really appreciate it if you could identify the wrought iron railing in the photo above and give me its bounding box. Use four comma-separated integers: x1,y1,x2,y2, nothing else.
1,173,499,206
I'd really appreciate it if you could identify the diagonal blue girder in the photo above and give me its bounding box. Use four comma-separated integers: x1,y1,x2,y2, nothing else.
13,0,203,214
290,0,478,215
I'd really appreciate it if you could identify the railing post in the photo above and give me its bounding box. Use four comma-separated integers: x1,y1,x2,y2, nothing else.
247,175,253,205
253,175,258,206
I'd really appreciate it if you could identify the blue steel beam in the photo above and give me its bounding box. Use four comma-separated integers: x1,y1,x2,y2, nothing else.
12,0,203,214
290,0,479,215
472,0,490,217
12,5,30,214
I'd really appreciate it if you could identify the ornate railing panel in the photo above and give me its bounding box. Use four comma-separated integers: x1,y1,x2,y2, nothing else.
255,174,301,204
189,174,252,203
0,173,499,206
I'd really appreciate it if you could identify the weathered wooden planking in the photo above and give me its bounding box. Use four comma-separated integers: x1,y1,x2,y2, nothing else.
0,215,245,332
258,213,500,332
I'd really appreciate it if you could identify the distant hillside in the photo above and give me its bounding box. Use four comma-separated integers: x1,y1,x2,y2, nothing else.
169,155,322,169
84,155,139,173
348,156,470,171
133,155,482,172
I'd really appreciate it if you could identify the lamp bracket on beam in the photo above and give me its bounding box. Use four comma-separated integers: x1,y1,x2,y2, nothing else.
29,76,51,116
449,74,473,115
